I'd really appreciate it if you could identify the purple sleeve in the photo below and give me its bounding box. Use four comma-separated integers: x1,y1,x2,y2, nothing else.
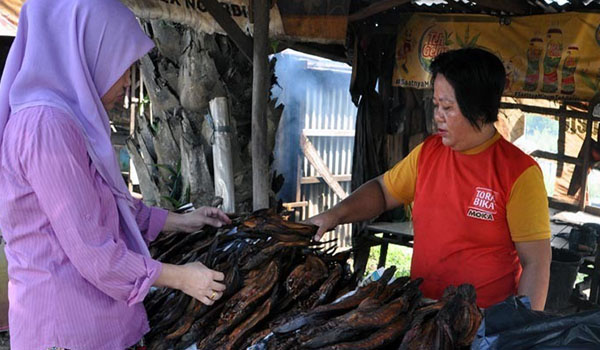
21,114,161,305
133,198,168,243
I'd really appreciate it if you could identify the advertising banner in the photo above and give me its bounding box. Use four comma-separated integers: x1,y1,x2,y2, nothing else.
122,0,350,44
1,0,350,44
393,12,600,101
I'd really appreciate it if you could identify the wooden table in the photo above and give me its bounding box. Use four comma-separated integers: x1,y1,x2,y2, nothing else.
548,213,600,305
361,221,414,269
357,213,600,309
363,217,579,269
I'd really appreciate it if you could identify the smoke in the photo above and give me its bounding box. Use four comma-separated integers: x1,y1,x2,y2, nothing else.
270,49,355,203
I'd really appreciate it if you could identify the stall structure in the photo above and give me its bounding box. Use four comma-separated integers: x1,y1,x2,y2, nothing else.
4,0,600,348
3,0,600,290
343,1,600,282
117,0,600,311
271,50,358,249
7,0,597,266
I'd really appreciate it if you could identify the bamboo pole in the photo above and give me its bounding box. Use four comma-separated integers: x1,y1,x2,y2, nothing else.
128,65,137,193
210,97,236,213
251,0,270,210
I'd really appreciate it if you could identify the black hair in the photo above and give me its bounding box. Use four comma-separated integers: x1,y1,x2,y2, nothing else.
430,48,506,129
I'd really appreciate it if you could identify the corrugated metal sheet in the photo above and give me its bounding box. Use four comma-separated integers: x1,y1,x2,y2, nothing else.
272,50,358,249
298,62,358,249
415,0,571,5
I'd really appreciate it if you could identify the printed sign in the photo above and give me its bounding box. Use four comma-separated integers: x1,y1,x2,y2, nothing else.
121,0,349,44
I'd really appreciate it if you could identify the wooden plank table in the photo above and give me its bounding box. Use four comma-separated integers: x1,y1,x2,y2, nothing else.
361,221,414,269
363,214,577,269
357,212,600,309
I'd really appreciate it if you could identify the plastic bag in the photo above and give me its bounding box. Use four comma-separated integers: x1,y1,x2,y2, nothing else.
472,296,600,350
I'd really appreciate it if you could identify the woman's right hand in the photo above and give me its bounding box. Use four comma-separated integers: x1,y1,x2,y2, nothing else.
156,262,226,305
308,177,393,241
308,210,340,241
178,262,226,305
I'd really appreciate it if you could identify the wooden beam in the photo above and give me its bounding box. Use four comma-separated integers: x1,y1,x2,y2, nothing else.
500,102,596,121
348,0,410,22
531,150,583,166
301,175,352,185
585,205,600,217
300,134,348,200
251,0,270,210
474,0,533,14
532,0,557,13
197,0,253,62
564,101,588,111
548,197,578,212
282,201,309,209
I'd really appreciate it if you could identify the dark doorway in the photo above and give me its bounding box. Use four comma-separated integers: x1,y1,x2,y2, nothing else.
0,36,14,79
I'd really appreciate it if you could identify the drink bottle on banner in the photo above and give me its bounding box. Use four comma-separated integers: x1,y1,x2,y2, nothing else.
561,45,578,95
523,37,544,91
541,27,563,93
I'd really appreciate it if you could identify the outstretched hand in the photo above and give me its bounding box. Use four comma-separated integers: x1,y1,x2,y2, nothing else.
165,206,232,233
308,211,339,241
183,206,232,232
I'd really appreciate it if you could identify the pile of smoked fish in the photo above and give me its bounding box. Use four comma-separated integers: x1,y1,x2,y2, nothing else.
144,209,482,350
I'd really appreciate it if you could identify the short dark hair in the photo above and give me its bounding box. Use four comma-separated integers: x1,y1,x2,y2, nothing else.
430,48,505,128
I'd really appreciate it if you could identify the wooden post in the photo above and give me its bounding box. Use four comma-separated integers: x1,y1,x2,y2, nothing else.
129,64,137,133
139,65,145,117
579,102,597,210
197,0,253,62
589,100,600,302
557,104,566,177
210,97,236,213
128,65,137,193
251,0,270,210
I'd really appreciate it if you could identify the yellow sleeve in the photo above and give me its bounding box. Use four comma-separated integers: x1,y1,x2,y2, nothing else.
382,143,422,205
507,165,551,242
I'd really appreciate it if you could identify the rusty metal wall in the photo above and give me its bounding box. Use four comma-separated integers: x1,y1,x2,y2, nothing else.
296,58,357,249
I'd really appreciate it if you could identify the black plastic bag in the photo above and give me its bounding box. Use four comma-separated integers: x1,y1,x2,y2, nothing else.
472,296,600,350
568,223,599,256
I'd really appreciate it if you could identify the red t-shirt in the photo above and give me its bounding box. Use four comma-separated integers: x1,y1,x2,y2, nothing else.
384,133,549,308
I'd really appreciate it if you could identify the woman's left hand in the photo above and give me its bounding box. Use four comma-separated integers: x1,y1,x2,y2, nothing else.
165,206,232,233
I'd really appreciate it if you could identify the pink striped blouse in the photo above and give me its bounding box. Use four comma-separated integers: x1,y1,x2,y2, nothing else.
0,106,167,350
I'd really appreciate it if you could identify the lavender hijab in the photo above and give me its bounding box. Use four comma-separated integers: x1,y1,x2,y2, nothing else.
0,0,155,256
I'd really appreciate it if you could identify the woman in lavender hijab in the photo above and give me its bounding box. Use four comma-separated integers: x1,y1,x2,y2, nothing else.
0,0,232,349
